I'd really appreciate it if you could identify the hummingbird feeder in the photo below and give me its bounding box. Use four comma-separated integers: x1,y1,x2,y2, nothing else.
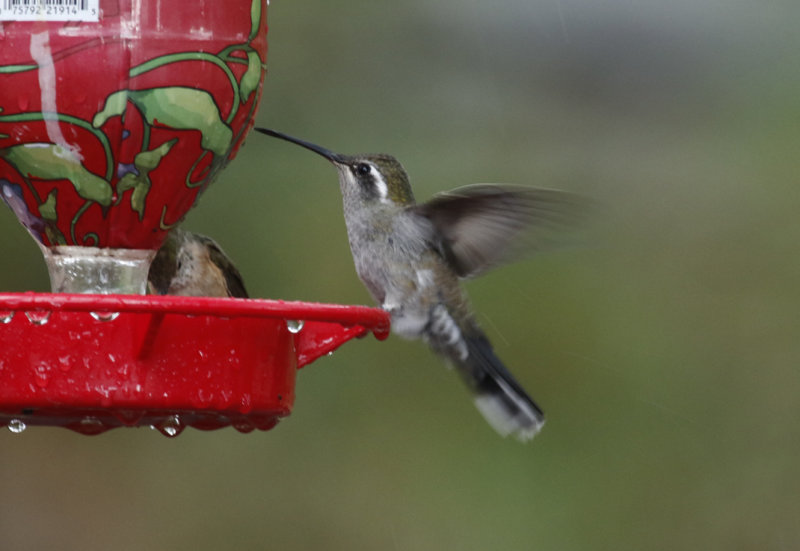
0,0,389,435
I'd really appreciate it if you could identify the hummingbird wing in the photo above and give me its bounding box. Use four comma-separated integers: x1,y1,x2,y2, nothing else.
201,237,249,299
415,185,583,278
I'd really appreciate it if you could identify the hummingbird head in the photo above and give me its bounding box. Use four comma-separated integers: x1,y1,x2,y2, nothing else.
254,128,416,207
335,153,416,208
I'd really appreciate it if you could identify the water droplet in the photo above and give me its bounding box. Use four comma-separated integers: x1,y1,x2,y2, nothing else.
90,311,120,322
34,372,49,388
190,388,212,409
254,416,279,432
7,419,26,433
239,393,253,414
154,415,184,438
57,356,72,372
286,319,304,334
0,311,14,324
233,419,255,433
78,417,108,435
25,310,51,325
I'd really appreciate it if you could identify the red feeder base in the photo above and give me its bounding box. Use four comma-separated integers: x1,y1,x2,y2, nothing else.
0,293,390,436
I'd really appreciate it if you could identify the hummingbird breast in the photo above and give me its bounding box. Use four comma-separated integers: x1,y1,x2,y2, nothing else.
344,207,472,342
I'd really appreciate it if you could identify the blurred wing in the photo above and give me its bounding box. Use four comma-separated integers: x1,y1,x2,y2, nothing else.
414,184,585,278
203,238,249,299
147,230,180,295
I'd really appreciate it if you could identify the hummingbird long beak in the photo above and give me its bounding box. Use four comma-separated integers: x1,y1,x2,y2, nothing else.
253,127,344,164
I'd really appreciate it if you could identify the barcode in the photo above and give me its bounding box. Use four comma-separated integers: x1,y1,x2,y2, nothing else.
4,0,88,8
0,0,99,21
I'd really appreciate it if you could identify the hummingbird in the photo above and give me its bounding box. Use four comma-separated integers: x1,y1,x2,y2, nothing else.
148,227,249,298
256,127,581,441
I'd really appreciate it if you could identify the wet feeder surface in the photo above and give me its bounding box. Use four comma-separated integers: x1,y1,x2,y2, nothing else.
0,2,393,437
0,292,390,435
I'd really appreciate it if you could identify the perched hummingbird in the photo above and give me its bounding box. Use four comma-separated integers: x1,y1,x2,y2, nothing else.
148,228,249,298
256,127,581,441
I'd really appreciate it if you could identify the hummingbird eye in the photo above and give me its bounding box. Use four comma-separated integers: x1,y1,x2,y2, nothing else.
355,163,372,176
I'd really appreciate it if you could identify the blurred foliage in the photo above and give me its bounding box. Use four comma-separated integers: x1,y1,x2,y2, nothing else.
2,1,800,550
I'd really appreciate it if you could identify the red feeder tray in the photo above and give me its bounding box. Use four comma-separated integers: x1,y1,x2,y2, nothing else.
0,292,390,435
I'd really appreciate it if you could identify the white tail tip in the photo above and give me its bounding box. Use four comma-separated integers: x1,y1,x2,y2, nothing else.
474,394,545,442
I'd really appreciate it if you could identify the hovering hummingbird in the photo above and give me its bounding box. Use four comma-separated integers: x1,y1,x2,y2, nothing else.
256,127,582,441
148,228,248,298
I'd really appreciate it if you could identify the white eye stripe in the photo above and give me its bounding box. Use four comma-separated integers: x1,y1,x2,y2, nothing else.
373,172,389,202
354,161,391,203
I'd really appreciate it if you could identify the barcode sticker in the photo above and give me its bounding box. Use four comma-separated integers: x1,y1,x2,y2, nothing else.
0,0,99,22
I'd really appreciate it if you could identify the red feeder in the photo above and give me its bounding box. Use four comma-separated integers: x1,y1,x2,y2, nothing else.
0,293,389,435
0,1,390,434
1,0,271,291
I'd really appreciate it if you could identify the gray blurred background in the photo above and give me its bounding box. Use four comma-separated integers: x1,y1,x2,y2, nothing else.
2,1,800,549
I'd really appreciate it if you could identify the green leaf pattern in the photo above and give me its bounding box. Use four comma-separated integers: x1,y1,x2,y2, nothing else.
39,189,67,245
249,0,261,41
0,1,265,246
116,139,177,220
0,143,113,206
95,88,232,156
39,189,58,220
239,51,262,103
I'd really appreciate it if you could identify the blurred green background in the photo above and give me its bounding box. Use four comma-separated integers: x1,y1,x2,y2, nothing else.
2,1,800,549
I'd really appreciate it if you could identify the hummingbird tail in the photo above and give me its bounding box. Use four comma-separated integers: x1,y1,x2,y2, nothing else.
458,334,545,441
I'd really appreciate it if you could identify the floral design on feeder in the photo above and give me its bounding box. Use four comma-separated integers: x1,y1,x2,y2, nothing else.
0,0,267,293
